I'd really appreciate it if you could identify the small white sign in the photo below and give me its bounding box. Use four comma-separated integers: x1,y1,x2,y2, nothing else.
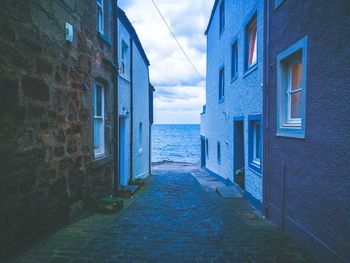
65,22,73,42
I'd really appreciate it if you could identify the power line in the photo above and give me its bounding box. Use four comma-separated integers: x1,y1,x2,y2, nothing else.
150,0,205,81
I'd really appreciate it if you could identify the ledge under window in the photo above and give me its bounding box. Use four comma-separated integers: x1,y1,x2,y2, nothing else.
92,155,113,170
243,64,258,78
219,98,225,104
97,32,112,47
231,75,238,83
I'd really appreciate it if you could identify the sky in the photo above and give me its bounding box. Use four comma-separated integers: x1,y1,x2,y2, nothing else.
118,0,214,124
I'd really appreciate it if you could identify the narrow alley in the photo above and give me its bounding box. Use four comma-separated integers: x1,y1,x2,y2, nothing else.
12,163,314,263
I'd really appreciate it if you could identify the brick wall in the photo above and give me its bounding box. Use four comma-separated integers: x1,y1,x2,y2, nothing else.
0,0,116,259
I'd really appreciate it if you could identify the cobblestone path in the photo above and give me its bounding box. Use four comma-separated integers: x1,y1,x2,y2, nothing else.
12,164,314,263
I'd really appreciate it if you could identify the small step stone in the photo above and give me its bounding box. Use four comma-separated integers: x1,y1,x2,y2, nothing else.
216,186,243,198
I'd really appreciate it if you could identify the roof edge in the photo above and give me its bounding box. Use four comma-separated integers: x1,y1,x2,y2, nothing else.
205,0,220,35
118,7,150,66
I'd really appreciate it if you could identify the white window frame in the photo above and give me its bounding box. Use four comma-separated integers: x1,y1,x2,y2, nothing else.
121,40,129,76
286,60,302,126
277,36,308,139
252,122,261,166
97,0,104,34
93,82,105,158
138,122,143,153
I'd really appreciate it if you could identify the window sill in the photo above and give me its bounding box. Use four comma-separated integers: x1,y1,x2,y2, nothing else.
231,75,238,83
219,98,225,104
243,64,258,78
92,155,113,170
219,28,225,39
97,32,112,47
138,148,143,156
248,163,262,176
119,74,130,83
274,0,285,11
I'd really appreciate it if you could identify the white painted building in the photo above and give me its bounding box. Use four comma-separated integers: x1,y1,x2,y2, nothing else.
201,0,264,209
118,8,153,186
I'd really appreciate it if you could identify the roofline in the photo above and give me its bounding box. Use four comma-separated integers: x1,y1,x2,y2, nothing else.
118,7,150,66
205,0,220,35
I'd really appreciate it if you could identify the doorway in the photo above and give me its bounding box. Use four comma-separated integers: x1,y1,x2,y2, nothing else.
234,119,245,190
200,136,206,167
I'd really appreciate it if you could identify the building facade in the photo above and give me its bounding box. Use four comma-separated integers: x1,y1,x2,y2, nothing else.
264,1,350,262
201,0,264,209
117,8,152,187
0,1,152,260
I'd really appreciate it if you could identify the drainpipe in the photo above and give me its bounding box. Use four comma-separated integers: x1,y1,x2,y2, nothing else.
129,36,134,183
281,161,286,229
262,0,270,218
113,0,120,192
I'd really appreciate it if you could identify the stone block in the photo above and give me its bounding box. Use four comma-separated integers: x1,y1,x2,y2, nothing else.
0,78,19,115
22,77,50,101
36,58,53,75
12,55,29,69
0,24,16,43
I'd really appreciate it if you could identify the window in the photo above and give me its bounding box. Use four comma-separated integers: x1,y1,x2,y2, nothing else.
217,142,221,164
277,36,308,138
219,67,225,102
97,0,104,34
245,14,257,70
139,122,143,151
248,115,262,173
93,83,105,158
231,40,238,79
219,0,225,35
121,40,129,75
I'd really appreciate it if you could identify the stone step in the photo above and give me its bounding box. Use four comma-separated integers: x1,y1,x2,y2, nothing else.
216,186,243,198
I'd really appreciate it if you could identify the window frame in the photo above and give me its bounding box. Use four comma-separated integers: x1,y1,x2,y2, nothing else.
219,66,225,103
277,36,308,139
93,82,106,158
231,39,238,80
121,39,129,77
97,0,104,34
248,115,262,174
244,12,258,73
217,142,221,164
219,0,225,36
138,122,143,152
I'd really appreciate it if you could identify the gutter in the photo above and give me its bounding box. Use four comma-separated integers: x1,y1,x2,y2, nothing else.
262,0,270,218
113,0,120,192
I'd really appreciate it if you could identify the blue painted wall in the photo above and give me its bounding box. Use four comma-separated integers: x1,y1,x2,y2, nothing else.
266,0,350,262
201,0,264,205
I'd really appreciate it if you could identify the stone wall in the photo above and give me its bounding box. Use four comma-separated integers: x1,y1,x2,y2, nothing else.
0,0,116,259
266,0,350,261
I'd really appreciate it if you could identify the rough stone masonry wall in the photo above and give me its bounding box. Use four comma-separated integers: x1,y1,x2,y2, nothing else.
0,0,115,259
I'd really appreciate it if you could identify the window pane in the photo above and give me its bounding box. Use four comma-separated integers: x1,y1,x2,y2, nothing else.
96,85,102,116
255,122,261,160
219,68,224,100
248,20,257,66
232,43,238,77
291,91,302,118
291,62,302,91
94,118,102,150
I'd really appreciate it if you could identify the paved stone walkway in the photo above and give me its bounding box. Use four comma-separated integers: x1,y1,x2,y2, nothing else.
12,164,314,263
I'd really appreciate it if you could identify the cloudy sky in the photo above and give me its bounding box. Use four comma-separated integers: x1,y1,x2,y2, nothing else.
118,0,214,124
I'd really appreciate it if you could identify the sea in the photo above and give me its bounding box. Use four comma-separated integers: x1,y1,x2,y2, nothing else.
152,124,200,164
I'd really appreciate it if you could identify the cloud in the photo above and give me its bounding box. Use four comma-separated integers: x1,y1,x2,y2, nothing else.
118,0,214,124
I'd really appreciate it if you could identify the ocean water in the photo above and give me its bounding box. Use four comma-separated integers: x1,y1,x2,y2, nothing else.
152,124,200,164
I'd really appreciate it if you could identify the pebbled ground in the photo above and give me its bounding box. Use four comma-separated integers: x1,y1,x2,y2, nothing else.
11,163,315,263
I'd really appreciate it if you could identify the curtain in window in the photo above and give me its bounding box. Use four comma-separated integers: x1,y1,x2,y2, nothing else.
248,22,257,66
